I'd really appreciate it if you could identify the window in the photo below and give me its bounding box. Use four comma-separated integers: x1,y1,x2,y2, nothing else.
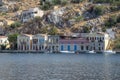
42,45,44,49
52,46,54,50
97,37,99,40
99,47,101,50
74,45,77,51
99,43,100,46
103,37,104,40
68,45,70,51
61,45,64,51
39,46,41,50
86,46,89,50
81,46,84,50
90,37,91,40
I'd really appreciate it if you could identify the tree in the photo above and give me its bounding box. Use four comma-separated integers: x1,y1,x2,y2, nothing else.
114,38,120,49
94,5,105,16
75,16,84,22
52,0,61,5
83,26,90,33
8,33,18,50
0,44,6,50
71,0,83,3
61,0,68,6
117,16,120,23
49,27,58,35
102,27,106,32
105,15,117,28
40,27,48,34
93,0,120,6
10,21,21,29
40,1,52,10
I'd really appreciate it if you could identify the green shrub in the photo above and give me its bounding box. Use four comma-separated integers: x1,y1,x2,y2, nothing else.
71,0,83,3
8,33,18,50
93,5,105,16
10,21,21,29
49,27,58,35
114,38,120,49
102,27,106,32
40,1,52,10
105,15,118,28
75,16,84,22
93,0,120,6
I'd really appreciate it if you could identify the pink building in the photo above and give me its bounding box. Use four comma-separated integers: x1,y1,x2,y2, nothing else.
59,38,89,52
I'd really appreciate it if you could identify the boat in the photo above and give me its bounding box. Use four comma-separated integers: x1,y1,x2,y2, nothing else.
60,51,75,54
103,50,116,54
88,50,96,54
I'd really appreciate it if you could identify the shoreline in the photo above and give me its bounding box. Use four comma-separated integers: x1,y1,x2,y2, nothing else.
0,50,45,53
0,50,120,54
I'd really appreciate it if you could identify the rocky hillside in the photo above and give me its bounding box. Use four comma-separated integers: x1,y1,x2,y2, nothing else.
0,0,120,35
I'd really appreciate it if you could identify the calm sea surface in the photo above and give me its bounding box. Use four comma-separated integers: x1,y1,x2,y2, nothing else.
0,53,120,80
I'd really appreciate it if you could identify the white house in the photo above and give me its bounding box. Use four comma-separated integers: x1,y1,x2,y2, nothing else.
47,35,59,52
0,36,9,50
80,32,110,52
17,34,33,50
20,7,44,22
32,34,48,51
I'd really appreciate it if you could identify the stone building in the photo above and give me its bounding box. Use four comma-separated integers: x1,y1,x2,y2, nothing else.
32,34,48,51
80,32,110,52
47,35,59,52
17,34,33,50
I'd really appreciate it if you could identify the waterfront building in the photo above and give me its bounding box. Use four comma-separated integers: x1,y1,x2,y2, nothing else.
0,36,9,50
32,34,48,51
17,32,110,52
17,34,33,50
47,35,59,52
20,7,44,23
0,0,3,6
80,32,110,52
59,36,89,52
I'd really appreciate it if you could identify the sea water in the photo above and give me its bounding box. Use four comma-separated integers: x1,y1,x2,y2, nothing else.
0,53,119,80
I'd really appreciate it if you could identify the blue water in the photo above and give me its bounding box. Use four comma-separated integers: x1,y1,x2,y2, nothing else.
0,53,120,80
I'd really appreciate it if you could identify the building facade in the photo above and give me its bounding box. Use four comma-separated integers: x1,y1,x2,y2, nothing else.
47,35,59,52
17,34,33,50
80,32,110,52
17,32,110,52
59,35,89,52
20,7,44,23
0,36,9,50
32,34,48,51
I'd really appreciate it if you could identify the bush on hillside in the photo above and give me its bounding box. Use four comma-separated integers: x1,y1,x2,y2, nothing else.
10,21,21,29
